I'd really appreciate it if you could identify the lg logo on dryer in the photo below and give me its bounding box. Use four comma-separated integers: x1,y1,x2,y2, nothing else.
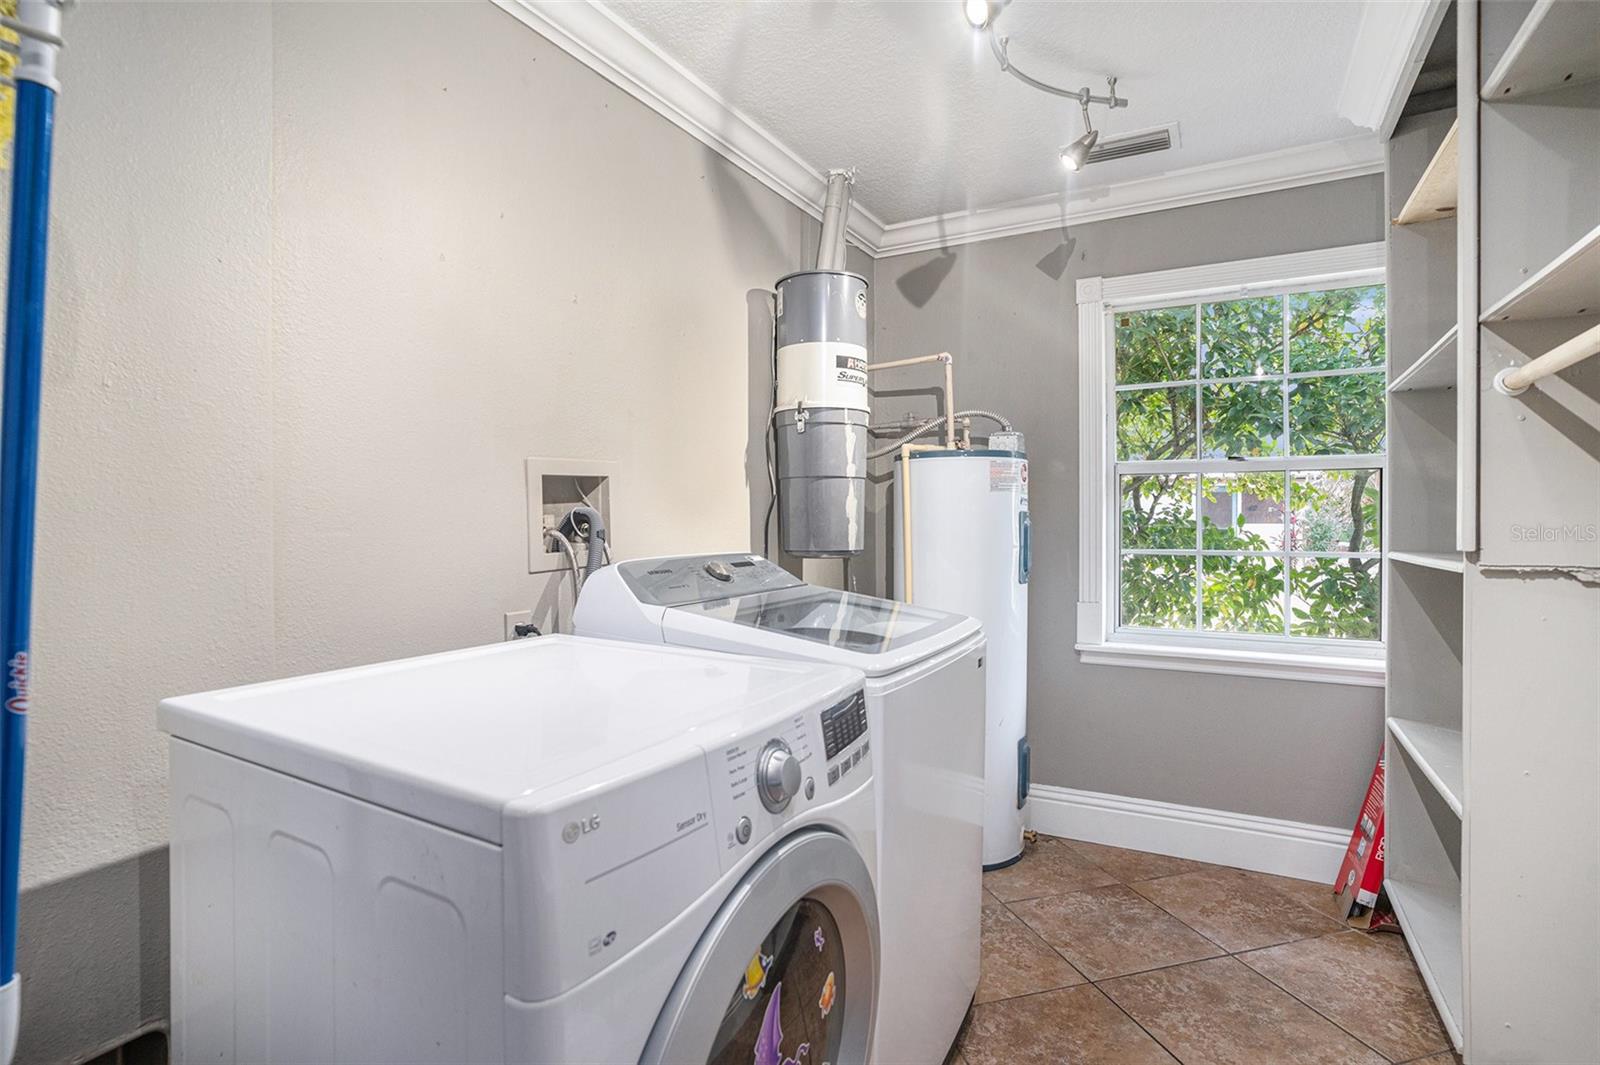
562,813,602,843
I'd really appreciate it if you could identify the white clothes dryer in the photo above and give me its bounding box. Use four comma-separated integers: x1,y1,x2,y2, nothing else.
574,553,985,1065
160,636,879,1065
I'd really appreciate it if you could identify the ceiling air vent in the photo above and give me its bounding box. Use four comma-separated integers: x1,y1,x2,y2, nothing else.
1086,124,1175,165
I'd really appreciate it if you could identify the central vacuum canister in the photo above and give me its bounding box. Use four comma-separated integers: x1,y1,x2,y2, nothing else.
774,270,870,557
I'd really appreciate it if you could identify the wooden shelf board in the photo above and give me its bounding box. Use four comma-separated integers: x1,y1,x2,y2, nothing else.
1394,120,1458,226
1389,325,1459,393
1389,551,1466,574
1482,223,1600,322
1386,878,1464,1050
1481,0,1600,101
1387,717,1465,816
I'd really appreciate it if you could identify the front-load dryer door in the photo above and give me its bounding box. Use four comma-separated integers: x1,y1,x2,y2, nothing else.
641,829,879,1065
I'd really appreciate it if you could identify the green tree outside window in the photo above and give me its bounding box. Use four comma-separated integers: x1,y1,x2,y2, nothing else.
1113,285,1385,642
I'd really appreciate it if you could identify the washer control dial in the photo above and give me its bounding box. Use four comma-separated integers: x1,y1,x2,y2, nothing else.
704,560,733,582
757,739,802,813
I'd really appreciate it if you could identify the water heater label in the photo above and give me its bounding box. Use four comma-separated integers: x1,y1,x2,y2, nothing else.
990,458,1027,491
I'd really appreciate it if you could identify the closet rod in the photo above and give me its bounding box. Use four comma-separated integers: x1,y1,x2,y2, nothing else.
1493,322,1600,396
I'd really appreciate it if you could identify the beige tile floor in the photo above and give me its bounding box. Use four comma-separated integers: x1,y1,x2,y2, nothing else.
947,834,1458,1065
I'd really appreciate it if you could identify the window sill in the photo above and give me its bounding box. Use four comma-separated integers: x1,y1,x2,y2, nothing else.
1074,639,1386,687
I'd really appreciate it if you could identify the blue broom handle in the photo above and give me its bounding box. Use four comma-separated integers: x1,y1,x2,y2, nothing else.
0,74,55,982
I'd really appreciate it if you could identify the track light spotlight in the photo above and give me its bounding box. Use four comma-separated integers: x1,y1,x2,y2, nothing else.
1059,130,1098,171
1059,101,1099,171
963,0,997,30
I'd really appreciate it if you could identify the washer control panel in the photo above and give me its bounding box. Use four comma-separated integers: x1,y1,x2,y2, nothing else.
617,553,803,607
704,688,870,872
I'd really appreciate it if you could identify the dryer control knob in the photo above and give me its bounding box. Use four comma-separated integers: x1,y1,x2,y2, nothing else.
758,740,801,813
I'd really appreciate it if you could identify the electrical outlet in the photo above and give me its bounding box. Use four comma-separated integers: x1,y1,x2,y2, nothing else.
504,610,534,641
525,458,618,574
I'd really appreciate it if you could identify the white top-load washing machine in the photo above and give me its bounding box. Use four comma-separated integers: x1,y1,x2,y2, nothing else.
574,553,985,1065
160,636,879,1065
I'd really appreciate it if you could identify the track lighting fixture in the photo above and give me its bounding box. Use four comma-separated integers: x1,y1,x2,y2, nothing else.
963,1,1130,169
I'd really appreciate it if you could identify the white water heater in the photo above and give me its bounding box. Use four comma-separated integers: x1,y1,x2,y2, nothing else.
893,440,1030,869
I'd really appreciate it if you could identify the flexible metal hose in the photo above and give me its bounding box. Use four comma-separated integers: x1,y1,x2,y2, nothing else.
543,528,582,628
865,409,1015,460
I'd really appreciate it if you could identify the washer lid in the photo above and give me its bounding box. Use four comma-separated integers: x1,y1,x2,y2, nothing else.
158,635,862,843
663,585,979,677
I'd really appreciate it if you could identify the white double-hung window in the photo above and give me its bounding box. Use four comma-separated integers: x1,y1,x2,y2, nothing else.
1075,243,1387,685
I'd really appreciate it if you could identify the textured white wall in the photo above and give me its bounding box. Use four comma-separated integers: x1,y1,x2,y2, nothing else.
28,1,278,893
23,0,814,895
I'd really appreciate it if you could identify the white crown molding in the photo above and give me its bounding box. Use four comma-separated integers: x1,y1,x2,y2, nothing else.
1337,0,1450,139
492,0,888,250
872,137,1386,258
496,0,1387,262
1027,784,1350,883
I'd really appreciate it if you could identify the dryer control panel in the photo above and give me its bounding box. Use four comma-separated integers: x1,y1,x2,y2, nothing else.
819,690,871,791
705,687,870,873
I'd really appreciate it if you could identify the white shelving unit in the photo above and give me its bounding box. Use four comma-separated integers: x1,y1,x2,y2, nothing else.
1387,717,1464,816
1384,2,1600,1060
1388,325,1458,392
1384,20,1467,1057
1479,222,1600,322
1388,550,1465,573
1387,878,1464,1046
1480,0,1600,101
1394,119,1458,226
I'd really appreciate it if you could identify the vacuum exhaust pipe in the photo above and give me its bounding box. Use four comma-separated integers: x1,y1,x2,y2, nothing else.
816,170,853,271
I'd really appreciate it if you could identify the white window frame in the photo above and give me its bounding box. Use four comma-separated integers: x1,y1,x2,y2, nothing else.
1075,242,1388,687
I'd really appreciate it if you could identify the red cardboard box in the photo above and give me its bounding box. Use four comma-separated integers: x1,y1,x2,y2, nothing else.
1334,749,1386,926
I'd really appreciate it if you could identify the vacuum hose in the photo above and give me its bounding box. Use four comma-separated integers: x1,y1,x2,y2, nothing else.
866,409,1015,460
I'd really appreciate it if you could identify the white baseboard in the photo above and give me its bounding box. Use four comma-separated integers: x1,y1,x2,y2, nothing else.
1027,784,1349,884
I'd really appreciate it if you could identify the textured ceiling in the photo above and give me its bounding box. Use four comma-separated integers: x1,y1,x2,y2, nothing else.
603,0,1371,226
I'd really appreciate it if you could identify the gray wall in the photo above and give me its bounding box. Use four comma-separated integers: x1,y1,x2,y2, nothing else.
20,4,845,1061
870,176,1388,829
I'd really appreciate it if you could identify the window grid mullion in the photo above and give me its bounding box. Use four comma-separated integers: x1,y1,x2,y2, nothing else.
1282,297,1294,496
1281,469,1293,637
1281,294,1292,637
1194,470,1203,632
1116,454,1387,475
1193,302,1204,633
1120,548,1382,559
1114,364,1385,393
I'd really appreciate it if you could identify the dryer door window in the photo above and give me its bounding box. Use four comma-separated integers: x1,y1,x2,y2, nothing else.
641,831,879,1065
711,897,846,1065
